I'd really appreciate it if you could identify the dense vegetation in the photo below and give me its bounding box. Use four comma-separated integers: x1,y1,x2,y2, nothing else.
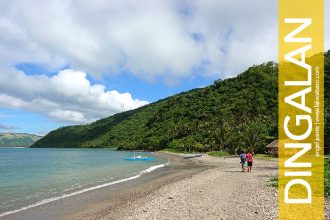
325,158,330,196
0,133,41,147
32,51,330,153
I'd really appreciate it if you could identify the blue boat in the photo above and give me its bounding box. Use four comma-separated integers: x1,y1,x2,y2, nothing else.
125,153,155,161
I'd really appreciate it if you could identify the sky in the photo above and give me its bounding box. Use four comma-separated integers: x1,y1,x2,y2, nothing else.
0,0,329,135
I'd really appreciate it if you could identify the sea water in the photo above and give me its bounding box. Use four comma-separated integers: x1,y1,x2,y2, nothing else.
0,148,167,216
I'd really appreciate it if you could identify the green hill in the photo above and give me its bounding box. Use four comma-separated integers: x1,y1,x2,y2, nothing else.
32,51,330,153
0,133,42,147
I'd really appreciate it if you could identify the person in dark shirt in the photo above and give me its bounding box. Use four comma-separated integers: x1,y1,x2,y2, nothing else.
239,150,247,172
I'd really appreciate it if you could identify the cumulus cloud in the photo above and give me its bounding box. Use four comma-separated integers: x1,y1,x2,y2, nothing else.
0,0,328,80
0,1,329,124
0,0,279,81
0,68,148,123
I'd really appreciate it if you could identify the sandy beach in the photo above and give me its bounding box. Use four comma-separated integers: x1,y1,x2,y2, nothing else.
1,152,282,220
98,153,279,220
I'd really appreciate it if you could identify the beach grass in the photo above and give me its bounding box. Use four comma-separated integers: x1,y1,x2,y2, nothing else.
160,148,186,154
254,154,277,161
266,158,330,196
207,151,231,157
268,177,278,188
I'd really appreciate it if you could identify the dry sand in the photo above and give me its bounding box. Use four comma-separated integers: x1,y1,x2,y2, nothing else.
100,154,279,220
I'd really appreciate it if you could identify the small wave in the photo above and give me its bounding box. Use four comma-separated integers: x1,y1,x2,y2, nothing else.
62,187,77,192
141,163,167,173
0,163,168,218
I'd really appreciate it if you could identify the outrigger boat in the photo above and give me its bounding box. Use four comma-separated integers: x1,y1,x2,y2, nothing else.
125,152,155,161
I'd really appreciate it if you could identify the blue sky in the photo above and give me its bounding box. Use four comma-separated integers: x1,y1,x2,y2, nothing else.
1,62,216,135
0,0,329,135
15,62,215,102
0,108,63,135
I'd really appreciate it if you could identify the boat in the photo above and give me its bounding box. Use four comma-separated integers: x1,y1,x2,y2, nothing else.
125,152,155,161
183,154,203,159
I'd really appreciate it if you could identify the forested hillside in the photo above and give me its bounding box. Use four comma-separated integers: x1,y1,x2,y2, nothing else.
32,51,330,153
0,133,41,147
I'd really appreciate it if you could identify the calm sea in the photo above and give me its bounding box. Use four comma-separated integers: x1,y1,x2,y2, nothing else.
0,148,167,216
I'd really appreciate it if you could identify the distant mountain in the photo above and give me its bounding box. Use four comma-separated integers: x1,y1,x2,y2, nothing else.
32,51,330,153
0,133,42,147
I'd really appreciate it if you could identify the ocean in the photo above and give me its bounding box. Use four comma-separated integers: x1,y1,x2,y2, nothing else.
0,148,167,216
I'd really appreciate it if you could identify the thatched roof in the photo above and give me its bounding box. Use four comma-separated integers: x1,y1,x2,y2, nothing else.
266,139,278,148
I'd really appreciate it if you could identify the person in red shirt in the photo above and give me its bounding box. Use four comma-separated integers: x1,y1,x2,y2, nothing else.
246,151,253,172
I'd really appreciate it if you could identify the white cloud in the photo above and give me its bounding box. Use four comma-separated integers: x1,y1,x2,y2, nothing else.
0,1,329,124
0,68,148,123
0,0,275,81
0,0,328,80
0,124,18,130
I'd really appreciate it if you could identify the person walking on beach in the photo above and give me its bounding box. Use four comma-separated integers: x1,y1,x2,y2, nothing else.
246,151,253,172
239,150,247,172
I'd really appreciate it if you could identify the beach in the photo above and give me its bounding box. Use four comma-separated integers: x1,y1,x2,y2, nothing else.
98,153,279,220
0,151,282,220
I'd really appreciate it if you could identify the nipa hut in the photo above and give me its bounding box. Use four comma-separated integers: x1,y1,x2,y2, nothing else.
266,139,278,156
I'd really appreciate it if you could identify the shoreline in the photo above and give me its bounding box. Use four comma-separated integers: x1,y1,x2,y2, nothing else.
5,151,327,219
0,164,167,218
1,152,209,220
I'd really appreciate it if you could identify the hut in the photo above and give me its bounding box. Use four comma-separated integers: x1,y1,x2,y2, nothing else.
266,139,278,156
